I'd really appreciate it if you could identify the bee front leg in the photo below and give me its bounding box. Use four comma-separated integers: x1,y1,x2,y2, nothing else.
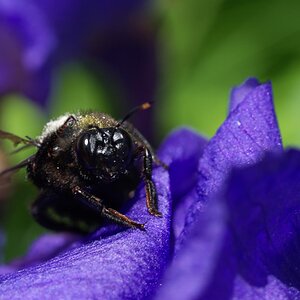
142,147,162,217
72,186,145,230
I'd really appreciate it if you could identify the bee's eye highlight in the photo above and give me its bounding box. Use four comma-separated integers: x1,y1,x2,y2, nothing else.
76,129,98,166
112,131,123,143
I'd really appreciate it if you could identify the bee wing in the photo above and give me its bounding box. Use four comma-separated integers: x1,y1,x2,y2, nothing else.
0,130,38,146
0,130,38,179
10,144,34,155
0,155,35,178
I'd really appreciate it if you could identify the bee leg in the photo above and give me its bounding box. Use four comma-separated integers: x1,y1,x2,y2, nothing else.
72,186,145,230
135,145,168,170
142,147,162,217
102,207,145,230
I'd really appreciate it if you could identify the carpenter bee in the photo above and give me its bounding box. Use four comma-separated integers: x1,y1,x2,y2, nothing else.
0,102,164,233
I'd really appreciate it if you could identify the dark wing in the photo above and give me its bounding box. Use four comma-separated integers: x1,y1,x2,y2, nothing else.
0,130,37,146
0,155,35,178
0,130,39,179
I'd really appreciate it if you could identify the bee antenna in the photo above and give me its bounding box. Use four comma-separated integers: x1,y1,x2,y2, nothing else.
115,101,153,129
0,155,34,178
10,144,33,155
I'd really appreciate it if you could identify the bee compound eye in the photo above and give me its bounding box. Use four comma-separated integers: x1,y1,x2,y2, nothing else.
76,128,133,177
76,131,98,167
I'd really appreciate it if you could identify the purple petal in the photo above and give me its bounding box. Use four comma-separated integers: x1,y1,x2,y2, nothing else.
233,276,300,300
20,63,52,107
0,233,80,275
156,199,234,300
156,79,285,300
229,77,261,112
190,149,300,299
158,127,207,199
158,128,207,239
197,81,282,203
0,1,55,70
0,0,55,106
227,149,300,290
157,149,300,300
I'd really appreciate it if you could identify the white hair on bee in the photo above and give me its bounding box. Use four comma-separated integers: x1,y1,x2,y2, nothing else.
38,113,72,142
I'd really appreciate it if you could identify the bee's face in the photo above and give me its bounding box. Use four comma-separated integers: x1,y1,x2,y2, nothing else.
37,113,133,183
76,127,133,181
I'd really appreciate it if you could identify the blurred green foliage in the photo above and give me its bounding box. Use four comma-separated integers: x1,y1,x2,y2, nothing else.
2,0,300,260
158,0,300,144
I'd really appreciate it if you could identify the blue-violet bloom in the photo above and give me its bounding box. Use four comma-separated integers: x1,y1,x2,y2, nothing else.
1,78,299,300
0,0,156,123
0,0,55,106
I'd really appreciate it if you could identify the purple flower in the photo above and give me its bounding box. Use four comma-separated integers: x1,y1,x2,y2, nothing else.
156,78,298,300
0,0,55,106
1,78,299,299
0,0,156,121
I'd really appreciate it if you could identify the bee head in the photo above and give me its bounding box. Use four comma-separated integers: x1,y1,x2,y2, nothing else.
76,127,133,182
75,102,152,182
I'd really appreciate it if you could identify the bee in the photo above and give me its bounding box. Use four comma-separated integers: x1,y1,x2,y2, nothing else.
0,102,165,233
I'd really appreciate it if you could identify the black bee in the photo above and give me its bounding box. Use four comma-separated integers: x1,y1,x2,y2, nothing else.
0,103,164,233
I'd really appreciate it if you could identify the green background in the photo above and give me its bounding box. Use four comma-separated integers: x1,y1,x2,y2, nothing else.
2,0,300,260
